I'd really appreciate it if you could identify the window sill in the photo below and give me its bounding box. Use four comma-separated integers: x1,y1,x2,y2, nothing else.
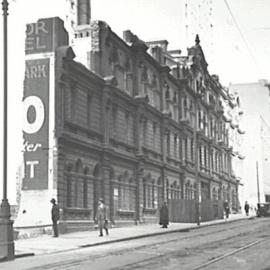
143,208,157,214
117,209,135,217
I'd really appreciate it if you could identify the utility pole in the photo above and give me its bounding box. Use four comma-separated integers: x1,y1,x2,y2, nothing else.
256,161,260,204
0,0,15,260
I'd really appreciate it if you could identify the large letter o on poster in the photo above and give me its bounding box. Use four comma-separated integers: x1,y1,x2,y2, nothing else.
23,96,45,134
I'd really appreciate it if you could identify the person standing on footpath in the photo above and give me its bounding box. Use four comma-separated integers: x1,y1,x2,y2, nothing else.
50,198,60,237
159,201,169,228
223,200,230,219
244,201,250,216
95,198,109,236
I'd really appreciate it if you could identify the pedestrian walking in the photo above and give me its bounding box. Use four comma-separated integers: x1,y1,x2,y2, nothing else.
244,201,250,216
139,203,144,224
50,198,60,237
223,200,230,219
95,198,109,236
159,201,169,228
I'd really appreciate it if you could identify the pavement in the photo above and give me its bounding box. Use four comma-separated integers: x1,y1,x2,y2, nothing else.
0,212,256,270
12,213,254,258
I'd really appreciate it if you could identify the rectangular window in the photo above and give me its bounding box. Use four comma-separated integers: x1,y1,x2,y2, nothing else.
87,94,91,128
143,120,148,147
125,113,129,144
204,146,208,168
184,138,188,161
174,134,178,158
153,122,157,149
190,138,194,161
167,132,170,156
112,108,118,138
70,87,76,121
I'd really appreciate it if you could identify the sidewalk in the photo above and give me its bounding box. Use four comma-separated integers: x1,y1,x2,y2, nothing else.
13,213,254,258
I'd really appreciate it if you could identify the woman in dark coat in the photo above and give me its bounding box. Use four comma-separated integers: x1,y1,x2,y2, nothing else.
159,202,169,228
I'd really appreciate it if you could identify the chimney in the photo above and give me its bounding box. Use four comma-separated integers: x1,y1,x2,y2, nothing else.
77,0,91,25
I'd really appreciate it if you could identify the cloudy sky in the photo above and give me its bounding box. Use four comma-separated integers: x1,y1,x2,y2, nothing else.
0,0,269,202
91,0,270,84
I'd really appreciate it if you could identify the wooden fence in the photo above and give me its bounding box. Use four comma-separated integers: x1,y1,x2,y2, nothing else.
168,199,224,223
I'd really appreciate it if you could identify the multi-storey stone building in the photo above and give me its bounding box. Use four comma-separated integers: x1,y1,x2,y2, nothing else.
16,13,242,233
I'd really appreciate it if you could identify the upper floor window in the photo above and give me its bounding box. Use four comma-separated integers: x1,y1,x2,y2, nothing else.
87,94,92,128
166,131,170,156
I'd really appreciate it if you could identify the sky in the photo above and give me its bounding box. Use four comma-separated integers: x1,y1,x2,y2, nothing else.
0,0,269,202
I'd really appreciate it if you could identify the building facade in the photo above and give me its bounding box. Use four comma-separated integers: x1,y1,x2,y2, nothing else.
229,81,270,206
16,15,243,233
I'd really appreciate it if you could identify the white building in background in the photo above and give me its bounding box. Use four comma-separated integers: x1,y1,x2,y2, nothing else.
260,117,270,202
229,80,270,206
220,86,245,210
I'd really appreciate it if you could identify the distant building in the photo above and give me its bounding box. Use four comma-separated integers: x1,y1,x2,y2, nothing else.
229,80,270,205
220,88,245,209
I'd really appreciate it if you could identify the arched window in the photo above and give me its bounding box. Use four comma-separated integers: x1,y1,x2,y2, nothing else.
143,174,157,209
66,163,73,207
168,181,181,200
222,186,226,201
212,188,218,200
157,177,163,206
191,184,196,200
185,181,190,199
75,159,83,208
129,178,135,211
83,167,89,208
117,171,135,211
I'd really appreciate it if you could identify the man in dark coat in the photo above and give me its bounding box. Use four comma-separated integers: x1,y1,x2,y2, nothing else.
159,202,169,228
244,201,250,216
223,200,230,219
50,198,60,237
95,198,109,236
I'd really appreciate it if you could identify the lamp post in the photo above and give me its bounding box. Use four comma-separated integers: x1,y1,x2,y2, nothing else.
0,0,15,260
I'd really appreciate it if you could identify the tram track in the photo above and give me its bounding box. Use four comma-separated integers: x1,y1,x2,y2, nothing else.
113,237,269,270
191,238,269,270
28,218,270,270
111,219,270,270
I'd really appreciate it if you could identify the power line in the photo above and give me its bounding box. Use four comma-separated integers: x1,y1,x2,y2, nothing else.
223,0,263,76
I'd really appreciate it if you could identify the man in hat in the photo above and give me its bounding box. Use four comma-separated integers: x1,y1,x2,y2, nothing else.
50,198,60,237
95,198,109,236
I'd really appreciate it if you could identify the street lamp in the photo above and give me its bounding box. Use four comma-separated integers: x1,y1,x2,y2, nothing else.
0,0,15,260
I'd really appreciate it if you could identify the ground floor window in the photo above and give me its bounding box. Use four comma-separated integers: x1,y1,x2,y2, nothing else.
212,187,218,200
143,178,159,209
185,182,196,200
201,182,210,200
167,181,182,200
118,179,136,211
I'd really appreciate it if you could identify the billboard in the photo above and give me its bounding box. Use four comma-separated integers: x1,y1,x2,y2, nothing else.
22,58,50,190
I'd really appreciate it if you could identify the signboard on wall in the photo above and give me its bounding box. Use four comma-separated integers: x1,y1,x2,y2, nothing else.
25,18,54,54
25,17,69,55
22,58,49,190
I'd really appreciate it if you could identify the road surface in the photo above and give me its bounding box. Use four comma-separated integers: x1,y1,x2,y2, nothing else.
2,217,270,270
